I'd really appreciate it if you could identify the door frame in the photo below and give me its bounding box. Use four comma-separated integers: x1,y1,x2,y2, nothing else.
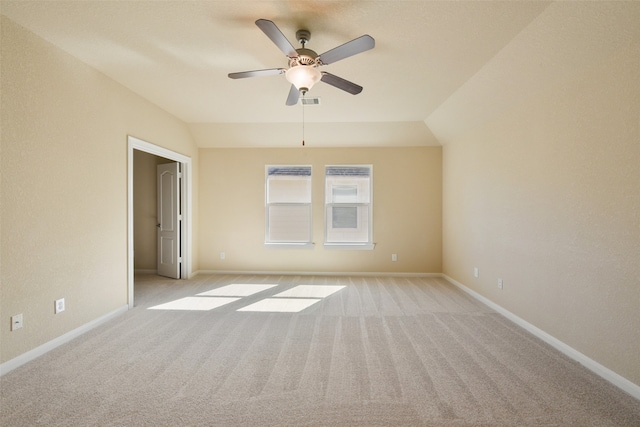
127,135,192,308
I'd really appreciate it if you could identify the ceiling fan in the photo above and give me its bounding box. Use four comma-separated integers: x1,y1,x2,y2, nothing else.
228,19,375,105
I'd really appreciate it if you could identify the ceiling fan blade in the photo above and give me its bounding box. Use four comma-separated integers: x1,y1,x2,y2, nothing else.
228,68,285,79
320,72,363,95
318,35,375,65
255,19,299,58
286,85,300,106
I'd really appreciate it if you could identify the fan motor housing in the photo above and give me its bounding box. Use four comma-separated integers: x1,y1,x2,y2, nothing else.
290,48,320,67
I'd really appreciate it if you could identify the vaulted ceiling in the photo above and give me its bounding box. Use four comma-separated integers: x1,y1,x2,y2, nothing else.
2,1,636,147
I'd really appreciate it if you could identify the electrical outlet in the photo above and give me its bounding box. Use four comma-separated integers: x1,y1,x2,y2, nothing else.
474,267,479,278
220,252,226,260
11,314,23,331
391,253,398,262
498,279,503,289
55,298,65,314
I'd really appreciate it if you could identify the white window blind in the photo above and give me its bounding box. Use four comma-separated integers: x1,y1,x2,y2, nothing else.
265,166,312,245
325,166,373,248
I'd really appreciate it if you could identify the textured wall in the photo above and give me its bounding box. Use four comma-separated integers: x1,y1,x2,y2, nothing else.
0,17,199,364
199,147,442,274
442,40,640,385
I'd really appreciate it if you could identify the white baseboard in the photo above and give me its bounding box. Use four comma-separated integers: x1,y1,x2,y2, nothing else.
196,269,441,278
0,305,129,377
443,274,640,401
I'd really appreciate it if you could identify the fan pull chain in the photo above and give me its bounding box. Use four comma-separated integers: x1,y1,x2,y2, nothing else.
301,91,306,146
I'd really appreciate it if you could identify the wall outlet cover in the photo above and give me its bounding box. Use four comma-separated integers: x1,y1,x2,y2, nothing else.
11,314,23,331
55,298,65,314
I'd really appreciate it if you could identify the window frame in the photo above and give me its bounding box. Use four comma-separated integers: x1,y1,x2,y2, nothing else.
264,165,314,249
324,165,375,250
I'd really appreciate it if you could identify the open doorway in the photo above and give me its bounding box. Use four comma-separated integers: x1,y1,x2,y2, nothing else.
127,136,192,308
133,151,178,276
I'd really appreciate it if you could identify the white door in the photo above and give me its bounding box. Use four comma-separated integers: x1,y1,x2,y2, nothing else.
157,162,181,279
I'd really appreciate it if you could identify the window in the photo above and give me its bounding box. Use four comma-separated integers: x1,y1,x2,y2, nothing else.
325,165,374,249
265,166,312,247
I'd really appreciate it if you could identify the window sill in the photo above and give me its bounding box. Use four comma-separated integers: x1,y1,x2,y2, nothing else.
323,243,376,251
264,242,315,250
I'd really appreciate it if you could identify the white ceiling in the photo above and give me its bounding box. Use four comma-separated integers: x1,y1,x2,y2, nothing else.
2,1,637,147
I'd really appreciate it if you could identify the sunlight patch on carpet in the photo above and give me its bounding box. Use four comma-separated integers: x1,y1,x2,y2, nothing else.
237,298,321,313
197,284,278,297
148,297,240,311
274,285,345,298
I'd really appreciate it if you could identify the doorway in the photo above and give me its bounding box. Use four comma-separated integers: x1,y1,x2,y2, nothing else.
133,151,180,277
127,136,192,308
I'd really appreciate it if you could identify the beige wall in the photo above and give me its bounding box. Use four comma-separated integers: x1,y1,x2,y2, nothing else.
199,147,442,274
0,17,199,364
442,43,640,384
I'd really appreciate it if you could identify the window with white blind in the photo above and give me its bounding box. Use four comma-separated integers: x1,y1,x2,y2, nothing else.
324,165,374,249
265,166,313,247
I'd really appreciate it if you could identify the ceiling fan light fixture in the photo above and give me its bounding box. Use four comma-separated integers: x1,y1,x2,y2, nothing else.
230,19,375,106
285,65,321,92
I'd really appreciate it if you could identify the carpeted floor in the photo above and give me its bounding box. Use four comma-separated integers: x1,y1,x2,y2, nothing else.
1,274,639,426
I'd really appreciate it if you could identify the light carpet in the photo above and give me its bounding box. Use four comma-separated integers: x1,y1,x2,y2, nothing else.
1,274,639,426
